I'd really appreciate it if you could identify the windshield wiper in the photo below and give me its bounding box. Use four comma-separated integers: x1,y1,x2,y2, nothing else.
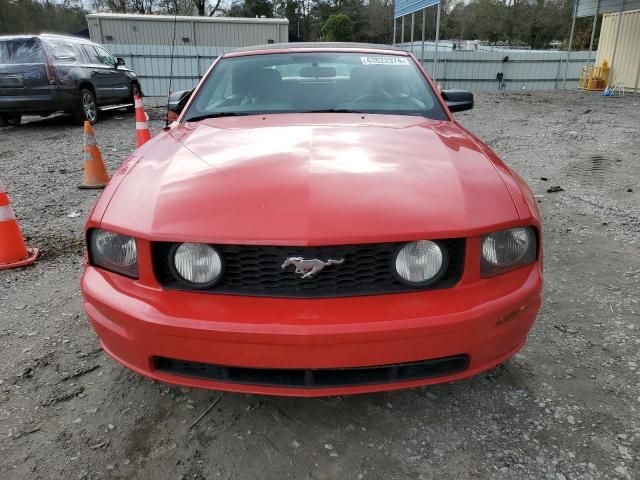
184,112,248,122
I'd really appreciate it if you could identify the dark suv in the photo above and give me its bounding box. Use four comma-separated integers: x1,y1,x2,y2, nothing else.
0,34,141,126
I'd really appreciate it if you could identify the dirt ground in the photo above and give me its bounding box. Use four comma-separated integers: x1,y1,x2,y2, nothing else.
1,91,639,480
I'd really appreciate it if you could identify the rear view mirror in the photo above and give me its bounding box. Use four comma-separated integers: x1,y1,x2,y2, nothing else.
441,89,474,113
116,57,125,67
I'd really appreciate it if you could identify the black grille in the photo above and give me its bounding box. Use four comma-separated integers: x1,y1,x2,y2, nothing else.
152,240,464,298
154,355,469,388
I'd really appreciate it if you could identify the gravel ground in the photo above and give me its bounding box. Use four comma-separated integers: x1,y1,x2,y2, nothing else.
1,91,639,480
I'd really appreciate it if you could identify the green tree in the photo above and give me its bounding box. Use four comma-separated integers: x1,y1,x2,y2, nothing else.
226,0,274,17
0,0,88,35
320,12,353,41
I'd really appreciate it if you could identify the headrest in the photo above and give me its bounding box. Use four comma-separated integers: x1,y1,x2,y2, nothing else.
253,68,282,90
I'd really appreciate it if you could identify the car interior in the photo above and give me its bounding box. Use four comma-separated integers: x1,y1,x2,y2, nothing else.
188,53,447,120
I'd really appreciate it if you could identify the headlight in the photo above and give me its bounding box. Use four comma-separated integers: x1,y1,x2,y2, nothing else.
481,227,537,277
88,229,138,278
394,240,446,286
172,243,222,287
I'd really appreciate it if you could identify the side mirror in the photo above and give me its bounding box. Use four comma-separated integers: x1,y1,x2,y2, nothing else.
441,89,474,113
168,89,193,117
116,57,125,67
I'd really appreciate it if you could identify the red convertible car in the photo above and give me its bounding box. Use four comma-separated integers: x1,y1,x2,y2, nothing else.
82,43,542,396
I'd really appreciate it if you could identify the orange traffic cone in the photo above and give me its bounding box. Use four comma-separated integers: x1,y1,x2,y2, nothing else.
134,95,151,147
0,180,39,270
78,121,110,190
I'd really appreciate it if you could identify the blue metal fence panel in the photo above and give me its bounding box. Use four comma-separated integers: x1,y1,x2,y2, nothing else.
576,0,640,17
395,0,440,18
397,43,590,91
106,44,226,96
105,43,593,96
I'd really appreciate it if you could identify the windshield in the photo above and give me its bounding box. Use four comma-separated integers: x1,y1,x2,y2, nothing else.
183,52,448,122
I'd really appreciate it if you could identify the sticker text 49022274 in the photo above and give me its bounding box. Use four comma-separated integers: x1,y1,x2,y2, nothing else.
360,56,410,66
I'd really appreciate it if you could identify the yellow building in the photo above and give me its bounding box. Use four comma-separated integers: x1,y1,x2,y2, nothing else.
569,0,640,92
596,9,640,91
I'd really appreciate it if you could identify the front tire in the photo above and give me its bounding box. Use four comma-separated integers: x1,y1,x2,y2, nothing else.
126,83,141,112
74,88,98,124
0,114,21,127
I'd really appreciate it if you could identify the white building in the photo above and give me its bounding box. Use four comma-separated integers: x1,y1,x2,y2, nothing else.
86,13,289,48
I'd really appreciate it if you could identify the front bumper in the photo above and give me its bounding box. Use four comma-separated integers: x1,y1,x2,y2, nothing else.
81,261,542,397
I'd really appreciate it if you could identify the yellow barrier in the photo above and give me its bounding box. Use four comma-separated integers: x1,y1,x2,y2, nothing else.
579,60,609,91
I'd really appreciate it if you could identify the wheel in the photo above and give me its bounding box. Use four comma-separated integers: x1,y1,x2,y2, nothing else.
74,88,98,124
127,83,141,112
0,114,21,127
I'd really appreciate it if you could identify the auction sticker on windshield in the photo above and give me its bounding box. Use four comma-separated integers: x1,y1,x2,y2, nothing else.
360,56,410,66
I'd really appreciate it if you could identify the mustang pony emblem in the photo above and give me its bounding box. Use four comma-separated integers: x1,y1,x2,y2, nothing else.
281,257,345,279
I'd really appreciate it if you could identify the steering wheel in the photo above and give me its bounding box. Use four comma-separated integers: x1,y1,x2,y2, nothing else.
243,93,293,106
350,91,393,105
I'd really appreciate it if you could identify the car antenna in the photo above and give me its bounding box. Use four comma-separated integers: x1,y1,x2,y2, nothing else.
165,14,178,129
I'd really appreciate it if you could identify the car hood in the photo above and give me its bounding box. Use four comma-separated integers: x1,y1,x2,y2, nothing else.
100,114,519,244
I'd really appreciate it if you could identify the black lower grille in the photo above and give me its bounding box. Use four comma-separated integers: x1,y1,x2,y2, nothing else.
152,240,465,298
154,355,469,388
